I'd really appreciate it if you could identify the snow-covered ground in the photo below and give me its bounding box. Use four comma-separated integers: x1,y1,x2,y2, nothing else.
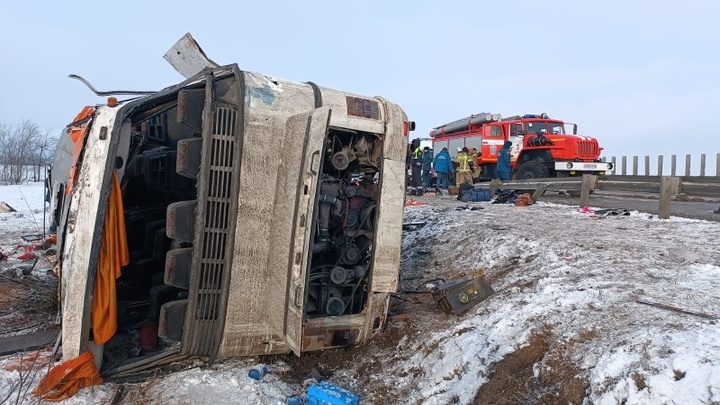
0,181,48,245
2,184,720,404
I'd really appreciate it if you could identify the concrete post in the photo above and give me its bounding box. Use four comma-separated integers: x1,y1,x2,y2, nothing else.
580,174,597,207
659,176,673,219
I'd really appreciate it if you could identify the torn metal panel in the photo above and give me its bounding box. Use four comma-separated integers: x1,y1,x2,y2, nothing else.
163,33,220,79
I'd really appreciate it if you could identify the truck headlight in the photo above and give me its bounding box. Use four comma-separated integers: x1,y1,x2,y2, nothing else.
566,162,573,169
607,163,614,170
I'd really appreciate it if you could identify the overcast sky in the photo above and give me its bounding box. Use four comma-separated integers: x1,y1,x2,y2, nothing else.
1,0,718,168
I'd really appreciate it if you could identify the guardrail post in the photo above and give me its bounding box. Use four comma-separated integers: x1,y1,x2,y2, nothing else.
659,176,674,219
580,174,597,207
700,154,706,176
644,155,650,176
621,156,627,175
531,185,547,203
489,179,501,197
716,153,720,177
671,155,677,176
657,155,664,176
632,156,638,175
685,154,692,176
611,156,617,174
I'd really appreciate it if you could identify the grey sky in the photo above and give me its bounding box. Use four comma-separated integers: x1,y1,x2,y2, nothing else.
1,0,718,167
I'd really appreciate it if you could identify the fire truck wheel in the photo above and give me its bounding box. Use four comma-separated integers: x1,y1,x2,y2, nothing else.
516,160,549,179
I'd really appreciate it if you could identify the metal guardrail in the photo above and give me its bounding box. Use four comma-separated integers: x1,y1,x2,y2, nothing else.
605,153,720,177
474,175,720,219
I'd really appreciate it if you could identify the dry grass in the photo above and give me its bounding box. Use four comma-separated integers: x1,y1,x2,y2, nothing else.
632,372,647,390
1,349,56,405
117,370,164,405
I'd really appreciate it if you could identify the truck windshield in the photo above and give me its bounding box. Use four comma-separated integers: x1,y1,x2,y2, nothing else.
525,121,565,135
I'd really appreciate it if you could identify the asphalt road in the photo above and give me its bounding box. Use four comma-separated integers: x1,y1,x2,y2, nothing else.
539,191,720,222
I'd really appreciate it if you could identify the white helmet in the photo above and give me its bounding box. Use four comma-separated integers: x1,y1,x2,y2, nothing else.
457,147,462,152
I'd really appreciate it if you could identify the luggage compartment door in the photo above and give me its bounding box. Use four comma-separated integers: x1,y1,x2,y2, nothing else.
284,107,331,355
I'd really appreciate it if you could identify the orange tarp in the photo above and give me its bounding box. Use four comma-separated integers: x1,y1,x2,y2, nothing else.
405,198,429,206
92,170,129,345
65,106,96,195
33,350,102,402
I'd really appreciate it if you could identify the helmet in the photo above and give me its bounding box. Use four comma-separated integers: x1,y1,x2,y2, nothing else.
457,147,462,152
462,147,468,152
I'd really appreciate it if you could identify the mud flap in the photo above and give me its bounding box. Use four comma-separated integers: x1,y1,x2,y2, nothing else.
283,107,331,355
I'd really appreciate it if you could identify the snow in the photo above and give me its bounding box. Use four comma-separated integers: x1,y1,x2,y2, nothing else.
2,185,720,404
0,182,48,244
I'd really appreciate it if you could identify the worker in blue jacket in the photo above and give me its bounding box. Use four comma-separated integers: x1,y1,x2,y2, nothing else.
421,147,433,189
432,147,452,190
496,140,513,181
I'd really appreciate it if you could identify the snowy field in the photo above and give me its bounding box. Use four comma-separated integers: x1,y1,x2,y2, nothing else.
1,184,720,404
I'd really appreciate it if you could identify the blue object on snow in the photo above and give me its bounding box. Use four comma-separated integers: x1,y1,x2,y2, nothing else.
287,396,305,405
306,381,359,405
248,365,268,380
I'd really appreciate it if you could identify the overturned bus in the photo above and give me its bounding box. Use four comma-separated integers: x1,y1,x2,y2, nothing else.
48,35,414,377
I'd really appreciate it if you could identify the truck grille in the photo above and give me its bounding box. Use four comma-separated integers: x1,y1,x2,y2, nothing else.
183,105,238,357
576,140,599,159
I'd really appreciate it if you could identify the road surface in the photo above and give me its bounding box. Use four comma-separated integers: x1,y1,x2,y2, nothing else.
539,190,720,222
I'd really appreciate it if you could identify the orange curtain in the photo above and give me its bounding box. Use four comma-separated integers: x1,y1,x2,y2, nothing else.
33,350,103,402
91,170,129,345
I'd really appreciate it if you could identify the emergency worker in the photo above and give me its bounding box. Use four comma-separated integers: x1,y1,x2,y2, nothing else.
467,147,482,179
433,147,452,190
455,147,473,186
411,141,423,188
496,140,513,181
421,146,433,189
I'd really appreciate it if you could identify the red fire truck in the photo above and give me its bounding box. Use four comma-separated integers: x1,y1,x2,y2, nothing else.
430,112,613,180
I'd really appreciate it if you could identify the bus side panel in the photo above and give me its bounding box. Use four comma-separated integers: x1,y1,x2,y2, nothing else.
371,100,409,294
61,107,122,360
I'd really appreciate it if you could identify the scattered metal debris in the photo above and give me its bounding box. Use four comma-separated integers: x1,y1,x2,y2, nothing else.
635,299,719,320
20,234,44,242
431,274,495,316
0,202,16,213
402,221,427,231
